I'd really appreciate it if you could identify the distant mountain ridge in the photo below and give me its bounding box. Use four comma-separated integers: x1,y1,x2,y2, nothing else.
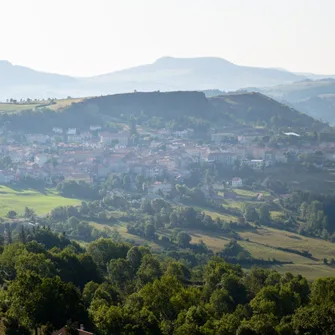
245,79,335,124
0,57,307,100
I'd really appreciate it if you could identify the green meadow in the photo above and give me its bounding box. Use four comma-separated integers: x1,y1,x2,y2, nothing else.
0,186,80,217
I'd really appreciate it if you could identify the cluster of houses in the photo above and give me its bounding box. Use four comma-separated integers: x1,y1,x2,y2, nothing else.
1,124,335,194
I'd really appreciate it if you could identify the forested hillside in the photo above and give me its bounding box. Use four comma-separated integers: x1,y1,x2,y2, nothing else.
2,91,327,134
210,92,324,129
0,229,335,334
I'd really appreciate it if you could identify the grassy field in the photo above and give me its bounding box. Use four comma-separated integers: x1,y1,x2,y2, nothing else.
233,189,259,197
0,186,80,216
185,225,335,279
0,98,84,114
0,103,40,113
47,98,84,111
89,220,161,250
270,211,287,220
197,207,239,222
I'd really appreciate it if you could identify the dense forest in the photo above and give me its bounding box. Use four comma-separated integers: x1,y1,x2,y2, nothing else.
0,228,334,334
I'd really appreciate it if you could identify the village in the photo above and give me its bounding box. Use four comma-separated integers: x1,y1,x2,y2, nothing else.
0,122,334,197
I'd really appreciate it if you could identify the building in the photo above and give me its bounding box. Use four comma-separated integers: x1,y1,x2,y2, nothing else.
100,131,130,147
34,154,50,167
26,134,50,144
238,135,259,145
232,177,243,188
173,128,194,138
148,181,172,194
207,151,237,166
52,325,94,335
284,132,300,137
67,135,84,143
67,128,77,135
90,125,102,131
52,127,63,134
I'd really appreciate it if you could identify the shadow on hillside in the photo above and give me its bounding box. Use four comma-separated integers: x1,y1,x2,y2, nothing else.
5,184,49,195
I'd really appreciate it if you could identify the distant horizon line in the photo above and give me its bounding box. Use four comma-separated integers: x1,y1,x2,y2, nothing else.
1,56,335,78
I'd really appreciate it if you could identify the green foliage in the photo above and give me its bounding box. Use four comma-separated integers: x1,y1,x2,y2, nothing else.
176,231,192,248
0,227,335,334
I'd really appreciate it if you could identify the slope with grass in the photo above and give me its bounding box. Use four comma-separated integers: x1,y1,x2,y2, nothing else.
0,186,80,217
0,98,84,114
185,224,335,280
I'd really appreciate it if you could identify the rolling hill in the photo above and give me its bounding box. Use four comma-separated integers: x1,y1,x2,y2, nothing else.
209,92,325,129
247,79,335,124
0,57,306,100
62,91,326,131
0,90,328,133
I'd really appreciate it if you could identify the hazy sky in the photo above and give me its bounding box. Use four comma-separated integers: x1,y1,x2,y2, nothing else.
1,0,334,76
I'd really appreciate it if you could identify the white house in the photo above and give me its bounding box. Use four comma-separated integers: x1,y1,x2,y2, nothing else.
207,151,237,166
148,181,172,194
90,125,102,131
232,177,243,188
67,135,84,143
34,154,50,167
67,128,77,135
26,134,50,144
52,127,63,134
100,131,130,147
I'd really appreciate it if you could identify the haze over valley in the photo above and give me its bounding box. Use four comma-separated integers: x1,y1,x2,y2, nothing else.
2,1,335,333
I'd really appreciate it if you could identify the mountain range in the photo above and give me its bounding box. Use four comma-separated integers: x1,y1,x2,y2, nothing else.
2,56,335,124
0,57,309,100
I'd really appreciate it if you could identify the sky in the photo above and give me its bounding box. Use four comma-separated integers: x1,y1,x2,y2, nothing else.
1,0,334,76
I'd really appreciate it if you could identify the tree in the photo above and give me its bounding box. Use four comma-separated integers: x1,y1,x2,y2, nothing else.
126,246,142,270
15,253,56,278
259,204,271,225
243,205,259,222
136,254,162,287
18,225,28,245
7,210,17,219
87,238,129,269
107,258,134,290
4,223,13,244
122,175,131,190
144,223,156,239
82,281,99,306
24,207,36,219
176,231,191,248
7,273,86,332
